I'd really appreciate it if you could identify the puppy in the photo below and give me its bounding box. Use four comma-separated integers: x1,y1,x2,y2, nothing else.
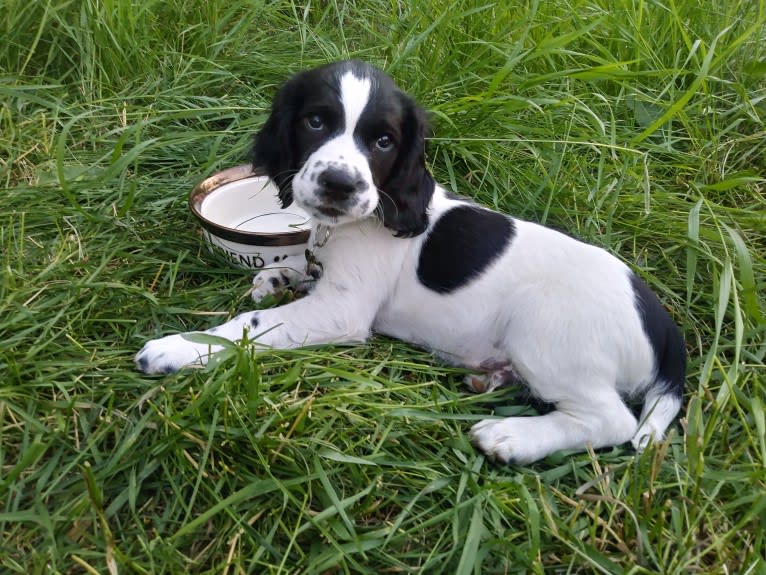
136,60,686,464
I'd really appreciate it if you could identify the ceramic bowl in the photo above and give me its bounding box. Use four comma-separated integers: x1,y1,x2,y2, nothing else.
189,165,311,269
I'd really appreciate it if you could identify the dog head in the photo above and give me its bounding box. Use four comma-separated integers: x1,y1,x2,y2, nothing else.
252,60,435,237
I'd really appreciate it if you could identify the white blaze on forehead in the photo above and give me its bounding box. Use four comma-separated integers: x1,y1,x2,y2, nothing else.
339,71,371,136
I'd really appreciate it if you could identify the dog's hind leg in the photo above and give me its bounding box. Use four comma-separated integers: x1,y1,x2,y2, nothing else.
470,388,638,464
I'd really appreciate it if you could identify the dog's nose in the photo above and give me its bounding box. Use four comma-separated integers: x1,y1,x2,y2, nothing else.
318,167,363,199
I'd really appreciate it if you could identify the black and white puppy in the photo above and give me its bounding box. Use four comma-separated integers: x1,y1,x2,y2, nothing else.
136,60,686,464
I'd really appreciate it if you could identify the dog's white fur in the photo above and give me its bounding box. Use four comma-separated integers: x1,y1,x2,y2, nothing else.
136,61,684,464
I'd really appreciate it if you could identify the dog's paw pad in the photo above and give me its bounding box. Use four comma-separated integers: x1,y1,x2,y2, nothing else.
465,366,517,393
465,374,489,393
251,269,292,302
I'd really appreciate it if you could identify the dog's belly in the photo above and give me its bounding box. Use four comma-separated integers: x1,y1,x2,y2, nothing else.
373,293,507,369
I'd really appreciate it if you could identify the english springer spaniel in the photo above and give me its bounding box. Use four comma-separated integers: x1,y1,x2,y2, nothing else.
136,60,686,464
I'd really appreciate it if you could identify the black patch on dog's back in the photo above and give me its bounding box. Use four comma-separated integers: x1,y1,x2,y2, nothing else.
417,205,514,294
630,273,686,398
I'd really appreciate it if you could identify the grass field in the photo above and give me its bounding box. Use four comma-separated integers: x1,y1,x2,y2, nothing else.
2,0,765,573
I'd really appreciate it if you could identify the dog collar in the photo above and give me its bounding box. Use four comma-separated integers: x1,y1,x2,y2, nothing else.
313,223,332,248
304,223,331,278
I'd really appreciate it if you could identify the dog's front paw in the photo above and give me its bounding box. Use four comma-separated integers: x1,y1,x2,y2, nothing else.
135,333,219,374
251,268,294,302
470,418,545,465
251,256,321,302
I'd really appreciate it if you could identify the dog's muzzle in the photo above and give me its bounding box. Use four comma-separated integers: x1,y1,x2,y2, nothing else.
293,154,377,223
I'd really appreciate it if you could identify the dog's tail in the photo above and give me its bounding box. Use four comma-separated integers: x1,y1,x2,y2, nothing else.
630,274,687,451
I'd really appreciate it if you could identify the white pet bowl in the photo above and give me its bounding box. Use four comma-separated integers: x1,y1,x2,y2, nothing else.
189,165,312,269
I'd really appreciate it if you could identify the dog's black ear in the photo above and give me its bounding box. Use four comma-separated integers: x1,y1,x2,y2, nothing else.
252,76,303,208
378,94,435,237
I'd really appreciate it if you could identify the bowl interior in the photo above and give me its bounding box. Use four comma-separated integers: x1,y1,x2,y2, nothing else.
199,176,311,236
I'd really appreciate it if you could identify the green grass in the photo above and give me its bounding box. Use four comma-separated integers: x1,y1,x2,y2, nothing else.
1,0,765,572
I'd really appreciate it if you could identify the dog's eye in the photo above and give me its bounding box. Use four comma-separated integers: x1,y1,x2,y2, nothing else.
375,134,394,151
305,114,325,131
